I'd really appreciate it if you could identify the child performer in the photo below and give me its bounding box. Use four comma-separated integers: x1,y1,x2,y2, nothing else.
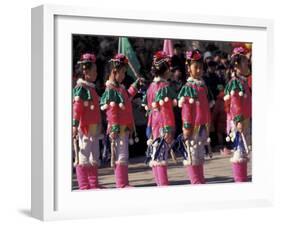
143,51,177,186
100,54,141,188
176,49,211,184
72,53,104,190
224,46,252,182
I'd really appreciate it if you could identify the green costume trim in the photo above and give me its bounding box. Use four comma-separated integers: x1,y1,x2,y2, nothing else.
233,115,244,124
224,79,244,95
183,122,192,129
154,86,177,102
163,125,174,133
100,88,124,106
142,93,147,106
73,119,79,127
73,86,92,101
111,124,120,133
177,85,198,100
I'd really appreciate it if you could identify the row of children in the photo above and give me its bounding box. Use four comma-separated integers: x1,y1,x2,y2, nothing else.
72,46,251,190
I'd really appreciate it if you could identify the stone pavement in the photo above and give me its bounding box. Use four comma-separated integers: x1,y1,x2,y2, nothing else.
72,152,252,190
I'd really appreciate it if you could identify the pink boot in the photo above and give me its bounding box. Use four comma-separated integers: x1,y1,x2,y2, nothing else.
186,165,204,184
115,164,131,188
232,162,248,182
198,164,205,184
76,165,89,190
156,165,169,186
152,166,159,186
87,165,105,189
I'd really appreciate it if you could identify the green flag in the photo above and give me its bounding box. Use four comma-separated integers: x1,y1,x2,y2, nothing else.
118,37,141,80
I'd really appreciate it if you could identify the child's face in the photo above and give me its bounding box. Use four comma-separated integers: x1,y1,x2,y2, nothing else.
85,64,97,82
236,56,249,76
115,66,127,83
188,62,203,79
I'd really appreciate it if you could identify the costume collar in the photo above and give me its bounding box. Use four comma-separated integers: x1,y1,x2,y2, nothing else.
187,76,204,86
153,76,167,83
77,78,96,88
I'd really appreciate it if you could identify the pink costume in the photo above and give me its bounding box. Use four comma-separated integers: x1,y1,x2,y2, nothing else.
73,78,103,190
177,76,211,184
143,77,177,186
224,74,252,182
142,51,177,186
100,78,138,188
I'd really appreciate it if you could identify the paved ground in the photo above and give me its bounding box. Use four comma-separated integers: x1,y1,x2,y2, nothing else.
72,152,252,190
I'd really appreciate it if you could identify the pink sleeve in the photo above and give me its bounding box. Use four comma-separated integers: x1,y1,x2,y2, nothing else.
181,97,195,126
127,85,138,98
73,100,84,126
230,92,242,119
160,100,175,130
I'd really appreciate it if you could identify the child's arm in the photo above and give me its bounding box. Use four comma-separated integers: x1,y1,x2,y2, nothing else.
178,84,196,138
100,88,124,136
72,86,87,129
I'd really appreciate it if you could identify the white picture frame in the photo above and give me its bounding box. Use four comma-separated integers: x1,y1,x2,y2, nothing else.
31,4,274,221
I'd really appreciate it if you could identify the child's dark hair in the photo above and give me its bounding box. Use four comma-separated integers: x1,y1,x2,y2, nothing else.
185,49,203,67
151,51,171,77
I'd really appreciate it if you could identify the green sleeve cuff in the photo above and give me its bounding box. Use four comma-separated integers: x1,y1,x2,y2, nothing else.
234,115,244,124
73,119,79,127
183,122,192,129
163,126,174,133
111,124,120,133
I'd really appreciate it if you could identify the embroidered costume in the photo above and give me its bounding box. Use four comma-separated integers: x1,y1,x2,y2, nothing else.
143,51,177,186
224,47,252,182
100,54,139,188
175,50,211,184
72,53,103,190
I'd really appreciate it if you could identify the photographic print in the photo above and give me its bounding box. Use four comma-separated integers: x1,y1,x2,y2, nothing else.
71,35,252,190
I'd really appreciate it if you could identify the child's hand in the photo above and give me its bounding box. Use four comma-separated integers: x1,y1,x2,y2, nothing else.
164,132,173,144
183,128,193,140
72,126,78,138
236,122,243,132
110,131,118,140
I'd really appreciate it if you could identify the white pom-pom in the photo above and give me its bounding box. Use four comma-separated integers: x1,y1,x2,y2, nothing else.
198,141,202,145
134,137,139,143
147,139,153,146
190,140,195,146
129,138,134,145
100,104,108,111
120,140,124,146
239,91,243,96
90,105,95,110
110,101,116,107
226,136,231,142
159,100,164,106
84,101,89,107
229,132,234,138
74,96,80,101
119,103,125,110
189,98,194,104
152,102,157,108
180,96,185,103
230,90,235,96
178,102,183,108
207,137,211,143
164,97,169,102
105,80,111,86
231,72,235,77
173,99,178,106
144,105,149,111
224,95,230,101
